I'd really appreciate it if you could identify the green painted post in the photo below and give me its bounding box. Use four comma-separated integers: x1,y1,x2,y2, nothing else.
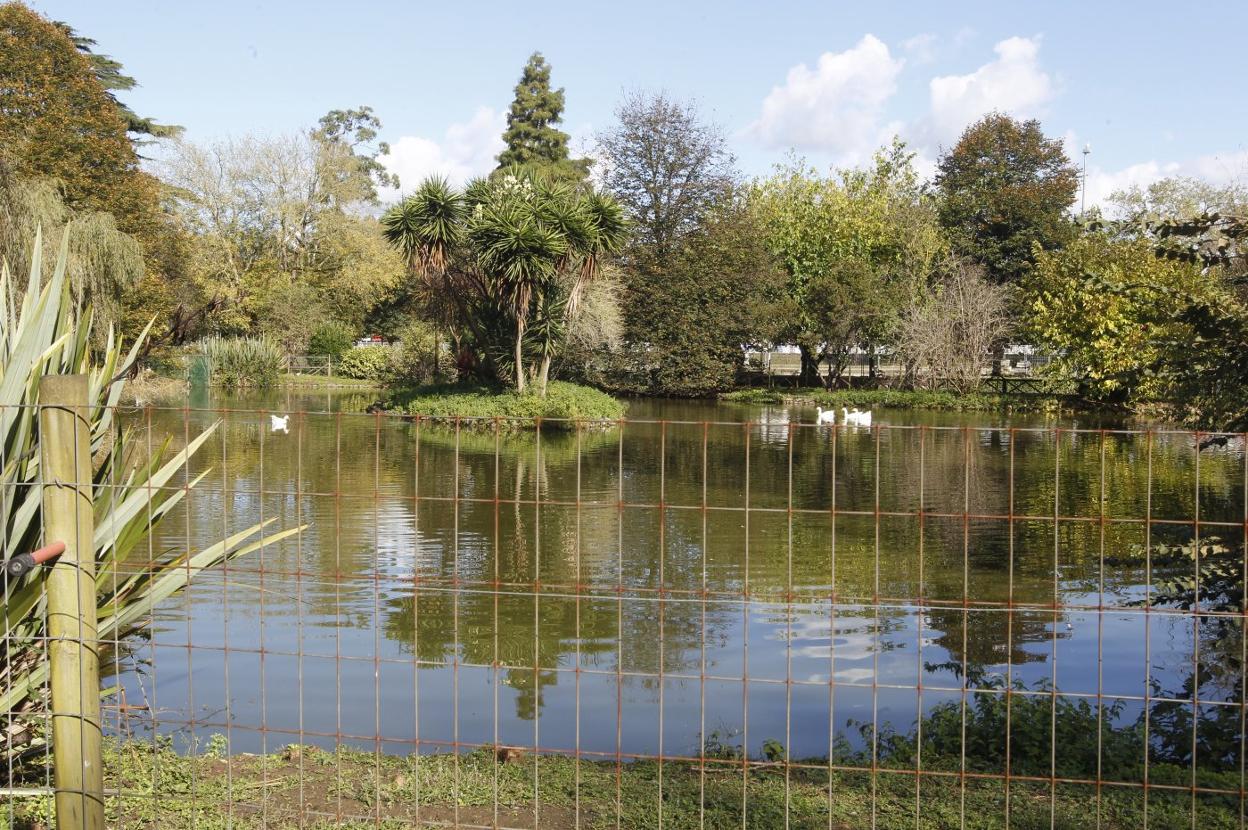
39,375,105,830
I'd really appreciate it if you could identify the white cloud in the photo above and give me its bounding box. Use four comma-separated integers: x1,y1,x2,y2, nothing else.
924,35,1054,145
1183,149,1248,184
743,31,1246,213
1082,160,1174,211
1083,149,1248,212
378,107,505,199
746,35,904,164
902,33,938,64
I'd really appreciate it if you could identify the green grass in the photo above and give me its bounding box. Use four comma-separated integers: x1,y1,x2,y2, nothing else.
4,739,1237,830
281,373,379,389
383,381,626,428
722,387,1067,413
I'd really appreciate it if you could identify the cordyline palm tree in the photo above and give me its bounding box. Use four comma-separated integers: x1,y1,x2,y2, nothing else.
382,168,628,396
380,176,472,374
1,231,302,743
468,185,565,392
380,175,464,274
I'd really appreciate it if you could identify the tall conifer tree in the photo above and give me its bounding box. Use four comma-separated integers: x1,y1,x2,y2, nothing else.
496,52,588,181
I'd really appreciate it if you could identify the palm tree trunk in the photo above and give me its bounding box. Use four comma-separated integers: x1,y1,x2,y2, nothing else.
514,320,526,393
537,354,552,397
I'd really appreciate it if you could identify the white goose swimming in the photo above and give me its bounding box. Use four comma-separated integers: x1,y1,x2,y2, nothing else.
270,414,290,433
815,406,838,425
843,407,872,427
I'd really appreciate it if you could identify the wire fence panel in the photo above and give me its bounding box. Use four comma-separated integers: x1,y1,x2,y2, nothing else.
3,404,1247,829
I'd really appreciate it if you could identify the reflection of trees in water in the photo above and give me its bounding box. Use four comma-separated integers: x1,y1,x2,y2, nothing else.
385,419,1243,723
1134,536,1245,773
140,402,1245,761
922,608,1048,677
381,423,741,718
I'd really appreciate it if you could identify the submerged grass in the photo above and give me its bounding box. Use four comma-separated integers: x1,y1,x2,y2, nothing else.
383,381,626,428
4,738,1236,830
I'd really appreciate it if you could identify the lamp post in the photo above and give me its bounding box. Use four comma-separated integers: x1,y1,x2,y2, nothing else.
1081,143,1091,216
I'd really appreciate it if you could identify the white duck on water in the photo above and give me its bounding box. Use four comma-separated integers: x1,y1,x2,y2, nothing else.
842,407,872,427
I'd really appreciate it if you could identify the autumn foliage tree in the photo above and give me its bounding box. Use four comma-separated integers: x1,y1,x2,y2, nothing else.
56,20,183,141
0,3,198,344
935,112,1078,285
0,3,160,236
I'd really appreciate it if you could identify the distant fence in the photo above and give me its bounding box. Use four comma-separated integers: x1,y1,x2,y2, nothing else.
743,349,1057,386
3,404,1246,828
282,354,334,376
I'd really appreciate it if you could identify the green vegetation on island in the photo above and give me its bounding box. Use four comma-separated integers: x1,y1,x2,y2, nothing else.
383,381,625,427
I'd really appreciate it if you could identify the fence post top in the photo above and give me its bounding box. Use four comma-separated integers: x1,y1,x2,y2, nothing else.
38,374,89,398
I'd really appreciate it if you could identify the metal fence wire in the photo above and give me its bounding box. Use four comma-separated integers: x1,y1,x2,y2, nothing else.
3,403,1247,829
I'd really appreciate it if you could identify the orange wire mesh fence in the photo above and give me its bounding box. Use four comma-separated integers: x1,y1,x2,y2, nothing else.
3,403,1247,829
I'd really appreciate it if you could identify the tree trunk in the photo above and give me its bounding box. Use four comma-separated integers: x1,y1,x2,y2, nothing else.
514,321,526,393
537,354,552,397
798,345,822,388
991,343,1004,377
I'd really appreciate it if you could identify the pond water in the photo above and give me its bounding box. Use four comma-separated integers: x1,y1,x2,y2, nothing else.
111,389,1246,770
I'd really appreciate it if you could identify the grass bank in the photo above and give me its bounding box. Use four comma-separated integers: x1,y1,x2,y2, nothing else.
722,386,1068,413
382,381,626,429
281,372,380,390
4,739,1235,830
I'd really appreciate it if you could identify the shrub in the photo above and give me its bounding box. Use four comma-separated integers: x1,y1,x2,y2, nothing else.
193,336,283,388
894,264,1011,394
308,322,356,360
338,345,394,381
387,320,452,384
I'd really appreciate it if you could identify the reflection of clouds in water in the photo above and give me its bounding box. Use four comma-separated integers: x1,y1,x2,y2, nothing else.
752,603,1000,692
834,668,877,684
757,604,919,685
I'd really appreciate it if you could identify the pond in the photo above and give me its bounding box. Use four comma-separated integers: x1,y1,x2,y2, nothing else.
112,389,1246,774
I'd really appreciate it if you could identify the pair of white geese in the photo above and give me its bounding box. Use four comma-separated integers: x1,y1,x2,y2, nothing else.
815,406,872,427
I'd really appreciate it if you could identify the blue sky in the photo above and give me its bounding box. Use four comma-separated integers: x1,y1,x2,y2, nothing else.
28,0,1248,205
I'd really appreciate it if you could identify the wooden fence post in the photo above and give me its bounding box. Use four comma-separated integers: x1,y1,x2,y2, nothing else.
39,374,104,830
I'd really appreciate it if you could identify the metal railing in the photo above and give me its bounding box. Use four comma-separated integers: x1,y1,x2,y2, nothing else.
3,403,1246,829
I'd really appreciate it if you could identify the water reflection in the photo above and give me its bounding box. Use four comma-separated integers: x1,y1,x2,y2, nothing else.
111,393,1245,769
